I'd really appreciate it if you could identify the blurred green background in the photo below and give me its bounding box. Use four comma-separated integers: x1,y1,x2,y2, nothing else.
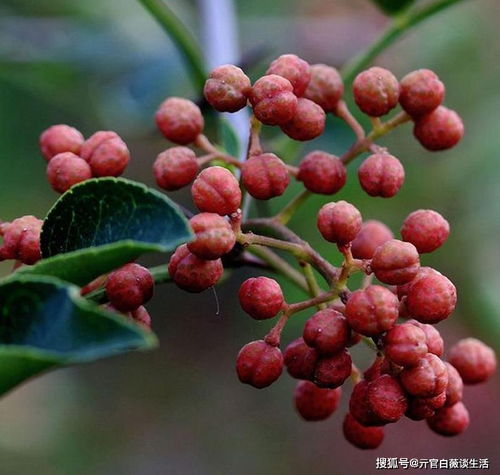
0,0,499,473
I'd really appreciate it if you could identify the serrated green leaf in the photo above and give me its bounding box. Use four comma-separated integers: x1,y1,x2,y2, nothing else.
18,178,192,286
372,0,416,15
0,274,157,396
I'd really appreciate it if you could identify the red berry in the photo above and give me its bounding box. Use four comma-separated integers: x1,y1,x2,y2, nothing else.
427,402,469,436
106,263,154,312
444,362,463,407
406,273,456,324
413,106,464,151
448,338,497,384
241,153,289,199
303,309,351,355
317,201,362,245
371,239,420,285
303,64,344,112
0,215,42,265
46,152,92,193
351,220,393,260
238,276,284,320
399,69,445,117
349,380,382,426
294,381,341,421
367,374,408,424
358,153,405,198
408,319,444,357
203,64,251,112
343,413,384,450
353,67,399,117
298,151,346,195
345,285,399,336
280,98,326,141
187,213,235,260
153,146,199,191
363,357,391,382
236,340,284,388
39,124,84,161
131,306,152,329
249,75,298,125
266,54,311,96
401,209,450,254
396,266,440,299
384,323,428,367
191,166,241,215
80,131,130,177
313,349,352,389
168,244,223,293
155,97,204,145
400,353,448,398
284,338,319,380
406,392,446,421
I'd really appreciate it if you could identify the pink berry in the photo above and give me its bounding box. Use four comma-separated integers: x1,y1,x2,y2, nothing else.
303,64,344,112
400,353,448,398
46,152,92,193
131,306,152,329
0,215,43,265
187,213,235,260
284,338,319,380
358,153,405,198
371,239,420,285
353,67,399,117
413,106,464,151
444,362,463,407
351,220,393,260
406,392,447,421
191,166,241,216
303,309,351,355
427,402,469,436
80,131,130,177
408,319,444,357
317,201,362,245
153,146,199,191
401,209,450,254
298,151,346,195
236,340,283,388
241,153,289,200
39,124,84,161
155,97,204,145
399,69,445,117
238,276,284,320
343,413,384,449
448,338,497,384
280,98,326,141
294,381,341,421
313,349,352,389
384,323,428,367
266,54,311,96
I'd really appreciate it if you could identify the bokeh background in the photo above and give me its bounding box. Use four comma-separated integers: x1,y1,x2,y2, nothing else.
0,0,499,473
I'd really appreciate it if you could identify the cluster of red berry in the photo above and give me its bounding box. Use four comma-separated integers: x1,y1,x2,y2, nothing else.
1,53,495,451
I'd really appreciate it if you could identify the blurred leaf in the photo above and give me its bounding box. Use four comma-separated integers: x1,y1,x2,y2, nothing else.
0,274,157,396
19,178,192,286
219,118,242,158
372,0,416,15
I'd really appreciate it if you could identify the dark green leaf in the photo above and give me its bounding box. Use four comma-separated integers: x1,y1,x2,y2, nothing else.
0,274,157,396
372,0,416,15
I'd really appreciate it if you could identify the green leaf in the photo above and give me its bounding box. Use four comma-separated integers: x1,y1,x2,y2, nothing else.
219,118,242,158
18,178,192,286
372,0,416,15
0,274,157,396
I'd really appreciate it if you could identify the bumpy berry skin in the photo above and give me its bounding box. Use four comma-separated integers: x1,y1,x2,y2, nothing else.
313,349,352,389
303,64,344,112
266,54,311,96
0,216,42,264
155,97,204,145
396,266,440,299
427,402,470,437
345,285,399,337
303,309,351,355
294,381,341,421
284,338,318,380
187,213,235,260
413,106,464,151
317,201,362,245
168,244,223,293
280,98,326,141
249,75,298,125
80,131,130,177
191,166,241,215
384,323,428,367
105,263,154,312
236,340,283,388
371,239,420,285
46,152,92,193
343,413,384,450
353,67,399,117
401,209,449,254
203,64,251,112
238,276,284,320
39,124,84,161
357,153,405,198
131,306,152,329
298,151,346,195
444,362,464,407
406,392,447,421
241,153,289,200
448,338,497,384
406,273,456,324
408,319,444,357
153,147,199,191
367,375,408,424
400,353,448,398
349,381,382,426
351,220,393,260
399,69,445,117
